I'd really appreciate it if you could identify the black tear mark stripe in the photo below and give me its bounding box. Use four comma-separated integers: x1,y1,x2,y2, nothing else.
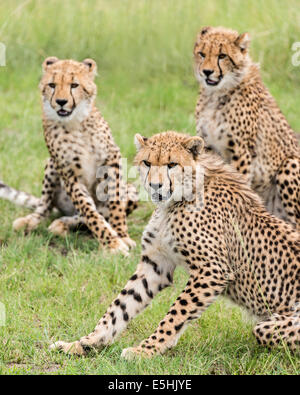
167,168,172,194
70,73,76,109
217,44,223,80
50,73,57,105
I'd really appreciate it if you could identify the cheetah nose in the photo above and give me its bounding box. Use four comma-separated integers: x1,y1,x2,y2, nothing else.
149,183,163,191
203,69,214,77
56,99,68,107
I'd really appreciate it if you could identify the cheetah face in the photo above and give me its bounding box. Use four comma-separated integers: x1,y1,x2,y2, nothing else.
134,132,204,205
193,26,250,91
40,57,97,124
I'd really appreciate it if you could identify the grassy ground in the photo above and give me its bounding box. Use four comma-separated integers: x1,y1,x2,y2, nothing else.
0,0,299,375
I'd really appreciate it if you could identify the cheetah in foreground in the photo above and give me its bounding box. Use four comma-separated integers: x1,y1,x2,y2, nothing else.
194,26,300,230
51,131,300,358
10,57,137,255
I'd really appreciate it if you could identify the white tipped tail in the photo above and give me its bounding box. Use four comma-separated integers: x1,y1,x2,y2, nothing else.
0,180,39,209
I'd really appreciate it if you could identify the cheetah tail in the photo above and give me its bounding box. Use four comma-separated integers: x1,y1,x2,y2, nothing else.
0,179,39,209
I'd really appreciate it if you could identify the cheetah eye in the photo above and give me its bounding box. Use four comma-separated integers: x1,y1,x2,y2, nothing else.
198,52,206,58
48,83,56,89
143,160,151,167
218,53,227,59
167,162,178,169
71,83,79,89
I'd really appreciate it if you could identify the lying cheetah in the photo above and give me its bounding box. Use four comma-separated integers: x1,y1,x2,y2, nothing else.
51,131,300,358
10,57,137,255
194,26,300,230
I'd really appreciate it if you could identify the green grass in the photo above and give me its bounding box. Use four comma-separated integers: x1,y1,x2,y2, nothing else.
0,0,299,375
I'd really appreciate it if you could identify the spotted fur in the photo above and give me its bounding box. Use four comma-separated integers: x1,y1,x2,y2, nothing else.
12,58,137,255
51,132,300,358
194,26,300,231
0,180,39,209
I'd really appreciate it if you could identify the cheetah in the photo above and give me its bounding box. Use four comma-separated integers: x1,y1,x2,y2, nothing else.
51,131,300,358
10,57,138,255
194,26,300,231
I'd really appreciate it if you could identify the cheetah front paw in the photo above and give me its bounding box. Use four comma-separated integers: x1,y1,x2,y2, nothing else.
107,237,130,256
121,346,155,360
50,340,86,356
13,214,41,232
121,237,136,250
48,219,69,236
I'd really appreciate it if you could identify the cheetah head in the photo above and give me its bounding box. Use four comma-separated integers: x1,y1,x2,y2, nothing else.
39,57,97,123
134,131,204,205
193,26,251,91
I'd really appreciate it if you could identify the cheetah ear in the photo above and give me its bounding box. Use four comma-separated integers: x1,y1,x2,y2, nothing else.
235,32,250,53
196,26,212,43
183,136,204,158
200,26,212,36
134,134,148,151
42,56,59,71
82,58,97,77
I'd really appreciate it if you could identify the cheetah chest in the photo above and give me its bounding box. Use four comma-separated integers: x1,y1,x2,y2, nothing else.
70,130,108,187
142,207,188,271
143,208,178,260
196,99,231,161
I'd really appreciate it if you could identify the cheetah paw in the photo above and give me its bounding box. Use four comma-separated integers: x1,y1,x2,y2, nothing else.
121,347,153,360
50,340,86,356
121,237,136,250
48,219,69,236
13,214,41,232
108,238,130,256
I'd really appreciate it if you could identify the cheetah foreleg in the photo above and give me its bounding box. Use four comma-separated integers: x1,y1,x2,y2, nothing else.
64,178,129,255
50,258,175,355
122,271,228,359
48,214,84,236
97,163,136,249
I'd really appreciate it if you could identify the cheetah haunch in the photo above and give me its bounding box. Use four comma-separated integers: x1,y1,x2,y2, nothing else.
194,26,300,231
51,131,300,358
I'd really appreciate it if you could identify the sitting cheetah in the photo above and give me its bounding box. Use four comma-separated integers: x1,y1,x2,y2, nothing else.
194,26,300,230
10,57,138,255
51,131,300,358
